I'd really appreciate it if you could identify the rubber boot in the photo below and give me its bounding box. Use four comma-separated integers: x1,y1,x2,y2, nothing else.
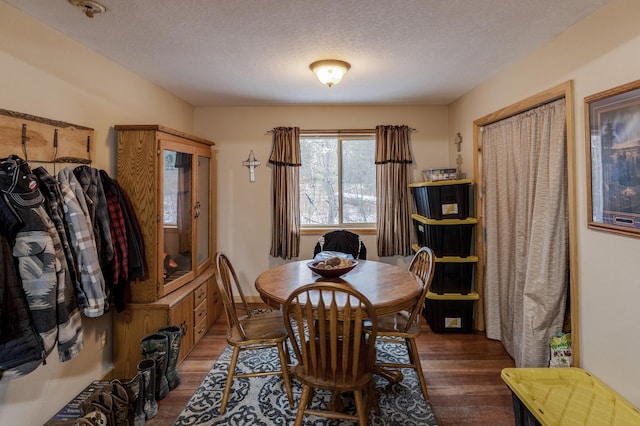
101,382,129,426
140,332,170,400
80,389,114,426
158,325,183,390
137,358,158,419
112,374,145,426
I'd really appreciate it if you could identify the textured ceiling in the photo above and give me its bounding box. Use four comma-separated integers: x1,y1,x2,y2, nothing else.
3,0,610,107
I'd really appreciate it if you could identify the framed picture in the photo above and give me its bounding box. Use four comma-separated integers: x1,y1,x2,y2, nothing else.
585,80,640,237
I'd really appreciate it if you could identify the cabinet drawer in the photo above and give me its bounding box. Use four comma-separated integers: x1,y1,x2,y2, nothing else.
194,317,207,346
194,282,207,306
194,299,207,324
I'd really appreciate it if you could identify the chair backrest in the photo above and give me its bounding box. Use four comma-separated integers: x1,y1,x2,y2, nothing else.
215,251,251,339
283,282,378,384
313,229,367,260
404,246,436,330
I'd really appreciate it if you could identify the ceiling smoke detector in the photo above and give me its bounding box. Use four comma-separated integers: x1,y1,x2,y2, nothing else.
68,0,107,18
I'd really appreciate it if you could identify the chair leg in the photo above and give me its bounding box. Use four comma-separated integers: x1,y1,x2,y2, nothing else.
353,389,368,425
367,380,380,415
220,346,241,413
307,388,316,407
276,341,294,408
407,338,429,400
295,385,312,426
405,338,415,363
328,390,344,412
284,338,293,365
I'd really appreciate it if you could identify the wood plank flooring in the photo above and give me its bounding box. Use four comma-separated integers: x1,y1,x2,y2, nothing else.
146,310,516,425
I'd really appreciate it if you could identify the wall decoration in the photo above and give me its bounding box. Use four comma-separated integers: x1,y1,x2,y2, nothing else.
585,79,640,237
242,150,261,182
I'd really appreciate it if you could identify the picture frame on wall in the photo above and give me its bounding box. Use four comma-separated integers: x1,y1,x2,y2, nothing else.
585,79,640,238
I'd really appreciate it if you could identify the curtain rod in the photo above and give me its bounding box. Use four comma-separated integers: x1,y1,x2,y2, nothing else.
265,127,415,135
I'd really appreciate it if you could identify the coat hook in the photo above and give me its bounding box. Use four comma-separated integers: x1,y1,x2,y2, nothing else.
21,123,28,161
53,129,59,173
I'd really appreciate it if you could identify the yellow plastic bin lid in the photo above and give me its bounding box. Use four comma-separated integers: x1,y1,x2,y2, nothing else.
435,255,479,263
409,178,473,187
501,367,640,425
426,291,479,301
411,244,479,263
411,213,478,225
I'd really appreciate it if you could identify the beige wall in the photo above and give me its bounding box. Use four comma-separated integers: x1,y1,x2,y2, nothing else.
449,0,640,406
2,0,640,423
0,3,195,425
194,105,450,301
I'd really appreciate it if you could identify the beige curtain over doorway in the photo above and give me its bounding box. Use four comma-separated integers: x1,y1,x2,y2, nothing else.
482,98,568,367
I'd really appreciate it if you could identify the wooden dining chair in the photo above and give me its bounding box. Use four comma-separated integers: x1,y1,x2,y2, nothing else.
283,282,379,425
214,252,294,413
366,246,436,401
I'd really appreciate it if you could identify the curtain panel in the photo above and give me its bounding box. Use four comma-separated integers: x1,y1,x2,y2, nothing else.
375,125,413,257
268,127,301,259
482,98,568,368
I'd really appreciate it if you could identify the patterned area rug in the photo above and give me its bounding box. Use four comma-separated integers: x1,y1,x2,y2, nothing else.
175,339,438,425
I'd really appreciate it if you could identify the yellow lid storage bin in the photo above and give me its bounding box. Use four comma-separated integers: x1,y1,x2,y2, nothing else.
501,367,640,426
412,215,477,257
409,179,473,220
424,291,479,333
432,255,478,295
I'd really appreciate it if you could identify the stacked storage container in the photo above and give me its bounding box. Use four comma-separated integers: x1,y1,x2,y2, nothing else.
409,179,479,333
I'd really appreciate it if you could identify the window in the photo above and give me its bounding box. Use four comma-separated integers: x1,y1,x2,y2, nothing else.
299,133,376,227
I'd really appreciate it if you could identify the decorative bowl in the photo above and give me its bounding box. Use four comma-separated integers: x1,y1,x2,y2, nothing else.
307,259,358,278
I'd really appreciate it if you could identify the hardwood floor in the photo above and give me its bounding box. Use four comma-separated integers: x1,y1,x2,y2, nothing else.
147,312,516,425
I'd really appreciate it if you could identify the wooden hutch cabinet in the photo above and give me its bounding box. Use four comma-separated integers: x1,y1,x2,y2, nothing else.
113,125,222,378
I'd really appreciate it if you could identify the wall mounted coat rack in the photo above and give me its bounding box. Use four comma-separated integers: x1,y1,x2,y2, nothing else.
0,108,94,164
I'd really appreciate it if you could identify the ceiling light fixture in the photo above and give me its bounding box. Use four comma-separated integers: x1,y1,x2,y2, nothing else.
309,60,351,87
68,0,107,18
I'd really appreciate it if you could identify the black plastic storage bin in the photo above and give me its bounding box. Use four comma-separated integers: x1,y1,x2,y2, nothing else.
431,256,477,294
509,392,541,426
423,291,478,333
412,215,477,257
410,179,472,220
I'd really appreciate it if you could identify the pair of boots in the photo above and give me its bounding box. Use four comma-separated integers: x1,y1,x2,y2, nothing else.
138,325,183,418
112,374,146,426
80,382,129,425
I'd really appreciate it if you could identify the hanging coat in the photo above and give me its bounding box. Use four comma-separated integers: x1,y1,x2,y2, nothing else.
58,167,108,317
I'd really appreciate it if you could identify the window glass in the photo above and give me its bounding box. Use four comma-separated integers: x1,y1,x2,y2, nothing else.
300,135,376,227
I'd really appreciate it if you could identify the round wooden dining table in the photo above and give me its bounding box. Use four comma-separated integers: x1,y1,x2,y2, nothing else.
255,259,422,386
255,259,422,317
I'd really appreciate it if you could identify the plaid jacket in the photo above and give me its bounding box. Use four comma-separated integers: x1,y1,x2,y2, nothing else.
73,166,114,267
58,167,108,317
33,167,86,309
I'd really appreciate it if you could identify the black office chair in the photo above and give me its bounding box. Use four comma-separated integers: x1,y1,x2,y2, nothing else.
313,229,367,260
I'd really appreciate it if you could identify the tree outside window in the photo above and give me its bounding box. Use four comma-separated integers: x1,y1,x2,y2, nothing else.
299,134,376,227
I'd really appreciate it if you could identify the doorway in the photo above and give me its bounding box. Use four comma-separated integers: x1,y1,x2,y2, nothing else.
473,81,579,366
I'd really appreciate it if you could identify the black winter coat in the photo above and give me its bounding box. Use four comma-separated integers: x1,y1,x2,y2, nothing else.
0,234,45,378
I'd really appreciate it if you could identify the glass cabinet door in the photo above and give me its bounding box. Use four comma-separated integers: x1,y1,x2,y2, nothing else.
196,153,210,269
162,147,194,290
